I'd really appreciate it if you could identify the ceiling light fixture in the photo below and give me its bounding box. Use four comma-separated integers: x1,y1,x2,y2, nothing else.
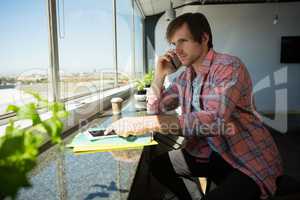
165,0,176,22
273,14,279,25
273,0,279,25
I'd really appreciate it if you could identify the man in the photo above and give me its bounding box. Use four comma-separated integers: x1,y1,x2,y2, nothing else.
105,13,283,200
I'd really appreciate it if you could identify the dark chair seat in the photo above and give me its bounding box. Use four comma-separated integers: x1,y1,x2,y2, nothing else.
270,175,300,200
204,175,300,200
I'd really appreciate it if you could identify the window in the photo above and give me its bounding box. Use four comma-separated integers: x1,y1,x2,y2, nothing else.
116,0,133,86
134,1,144,79
58,0,115,100
0,0,145,121
0,0,49,116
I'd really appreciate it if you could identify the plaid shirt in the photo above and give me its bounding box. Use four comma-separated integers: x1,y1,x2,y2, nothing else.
147,49,283,199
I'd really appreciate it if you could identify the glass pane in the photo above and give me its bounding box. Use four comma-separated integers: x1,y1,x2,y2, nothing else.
116,0,133,86
134,3,144,79
0,0,49,115
58,0,114,100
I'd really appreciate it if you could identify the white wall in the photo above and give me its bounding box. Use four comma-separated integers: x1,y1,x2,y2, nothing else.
155,2,300,113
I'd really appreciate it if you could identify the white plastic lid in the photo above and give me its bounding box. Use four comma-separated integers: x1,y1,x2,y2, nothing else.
110,97,124,103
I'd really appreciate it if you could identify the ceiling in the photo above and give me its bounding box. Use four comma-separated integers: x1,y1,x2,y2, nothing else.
137,0,300,16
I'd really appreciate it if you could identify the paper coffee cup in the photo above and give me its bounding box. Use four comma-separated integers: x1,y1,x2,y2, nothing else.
111,97,123,115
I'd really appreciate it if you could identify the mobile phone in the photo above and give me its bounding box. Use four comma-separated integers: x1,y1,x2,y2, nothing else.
170,54,182,70
85,128,116,140
88,129,116,137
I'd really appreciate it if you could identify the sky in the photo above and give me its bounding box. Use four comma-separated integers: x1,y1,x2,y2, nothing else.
0,0,142,76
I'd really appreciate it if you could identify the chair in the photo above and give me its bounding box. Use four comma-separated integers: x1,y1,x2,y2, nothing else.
271,175,300,200
199,175,300,200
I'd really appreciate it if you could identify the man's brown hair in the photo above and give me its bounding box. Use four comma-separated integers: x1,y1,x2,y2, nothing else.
166,12,213,48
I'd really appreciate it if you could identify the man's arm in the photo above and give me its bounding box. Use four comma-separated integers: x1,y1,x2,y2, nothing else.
147,51,180,114
150,73,165,97
105,51,182,137
104,115,182,137
147,74,180,114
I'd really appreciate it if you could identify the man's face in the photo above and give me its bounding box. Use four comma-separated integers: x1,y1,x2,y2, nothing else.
170,23,208,67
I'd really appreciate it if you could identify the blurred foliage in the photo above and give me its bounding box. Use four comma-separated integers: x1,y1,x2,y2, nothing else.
143,70,154,87
134,70,154,92
0,91,68,199
134,79,146,92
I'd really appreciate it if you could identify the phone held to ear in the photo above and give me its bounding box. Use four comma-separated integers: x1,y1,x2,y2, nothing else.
170,54,182,70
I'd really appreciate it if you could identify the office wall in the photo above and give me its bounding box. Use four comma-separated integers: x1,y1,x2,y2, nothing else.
154,2,300,114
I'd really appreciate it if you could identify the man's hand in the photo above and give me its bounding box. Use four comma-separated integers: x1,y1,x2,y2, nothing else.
104,115,181,137
104,116,160,137
150,51,178,97
155,50,178,78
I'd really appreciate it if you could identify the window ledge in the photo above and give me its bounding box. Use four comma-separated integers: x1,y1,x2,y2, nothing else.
0,85,132,137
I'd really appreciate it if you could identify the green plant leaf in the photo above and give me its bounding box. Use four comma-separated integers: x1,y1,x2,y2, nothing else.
143,70,154,86
134,79,145,91
0,135,25,159
6,104,19,113
15,103,41,125
4,121,15,136
0,166,31,198
42,118,63,144
56,110,69,118
0,91,68,198
23,132,43,161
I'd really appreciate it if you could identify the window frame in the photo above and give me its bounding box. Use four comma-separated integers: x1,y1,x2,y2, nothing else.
0,0,145,128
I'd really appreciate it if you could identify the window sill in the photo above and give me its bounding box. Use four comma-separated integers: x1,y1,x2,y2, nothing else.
0,85,132,138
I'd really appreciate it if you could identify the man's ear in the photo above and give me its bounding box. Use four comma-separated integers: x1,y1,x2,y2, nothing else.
202,32,209,45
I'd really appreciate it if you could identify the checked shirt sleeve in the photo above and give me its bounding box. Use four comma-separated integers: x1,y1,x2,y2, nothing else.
147,78,180,115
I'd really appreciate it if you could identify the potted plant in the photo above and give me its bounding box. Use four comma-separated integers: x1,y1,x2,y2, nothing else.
134,79,147,100
133,71,154,109
0,91,68,199
143,70,154,89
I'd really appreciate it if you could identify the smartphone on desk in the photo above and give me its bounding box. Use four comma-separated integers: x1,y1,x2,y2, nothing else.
85,128,116,140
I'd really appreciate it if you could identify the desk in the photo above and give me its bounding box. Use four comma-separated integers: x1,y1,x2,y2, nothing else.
16,98,148,200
